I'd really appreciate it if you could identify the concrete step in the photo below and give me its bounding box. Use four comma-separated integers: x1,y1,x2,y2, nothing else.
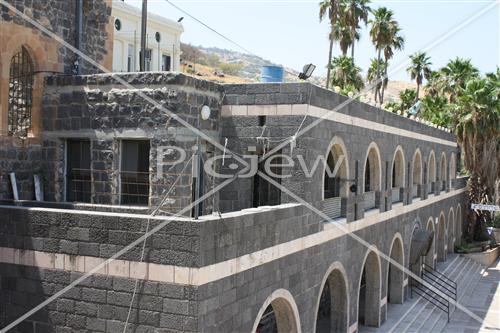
416,259,485,333
386,254,464,333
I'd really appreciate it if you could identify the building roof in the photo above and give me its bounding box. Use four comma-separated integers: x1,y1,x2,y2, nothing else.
112,1,184,33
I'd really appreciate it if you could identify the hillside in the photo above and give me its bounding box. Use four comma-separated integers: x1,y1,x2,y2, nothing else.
180,43,413,102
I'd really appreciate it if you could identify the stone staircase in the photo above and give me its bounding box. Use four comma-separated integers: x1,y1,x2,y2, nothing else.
365,253,485,333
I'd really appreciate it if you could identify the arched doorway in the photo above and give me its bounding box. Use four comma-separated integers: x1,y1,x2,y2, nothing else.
425,218,435,269
358,249,381,328
427,151,436,194
314,263,349,333
387,235,404,304
448,208,455,253
437,213,447,262
323,138,349,199
391,147,405,203
439,153,447,191
253,290,301,333
363,143,382,211
412,149,423,199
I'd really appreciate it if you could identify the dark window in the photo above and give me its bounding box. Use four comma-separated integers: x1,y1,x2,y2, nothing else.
162,54,171,71
127,44,134,72
66,140,91,202
8,46,34,137
324,152,340,198
121,140,150,205
392,162,396,187
253,152,282,207
365,159,371,192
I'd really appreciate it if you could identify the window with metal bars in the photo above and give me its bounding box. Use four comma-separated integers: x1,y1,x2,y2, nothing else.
8,47,34,137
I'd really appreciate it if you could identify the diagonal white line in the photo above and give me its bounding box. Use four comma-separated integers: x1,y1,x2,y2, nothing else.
0,0,251,172
259,0,498,162
256,170,499,329
0,174,239,333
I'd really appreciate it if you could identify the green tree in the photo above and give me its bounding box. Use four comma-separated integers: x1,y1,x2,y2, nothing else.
342,0,370,59
320,0,343,89
367,58,386,103
329,55,365,92
381,27,404,102
399,88,417,111
420,95,450,127
439,57,480,102
452,73,500,240
369,7,400,103
407,51,432,101
331,19,358,55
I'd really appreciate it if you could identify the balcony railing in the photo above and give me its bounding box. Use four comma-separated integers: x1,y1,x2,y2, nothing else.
323,196,342,220
364,191,376,211
391,187,402,203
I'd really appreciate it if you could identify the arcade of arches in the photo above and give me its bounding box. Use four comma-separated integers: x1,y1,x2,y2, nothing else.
253,205,462,333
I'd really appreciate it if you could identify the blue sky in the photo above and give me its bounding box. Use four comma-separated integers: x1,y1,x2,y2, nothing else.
124,0,499,81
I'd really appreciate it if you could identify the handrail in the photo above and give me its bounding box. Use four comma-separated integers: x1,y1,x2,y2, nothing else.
422,263,457,300
409,258,457,323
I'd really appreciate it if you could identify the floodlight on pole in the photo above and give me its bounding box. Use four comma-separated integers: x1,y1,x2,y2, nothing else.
298,64,316,80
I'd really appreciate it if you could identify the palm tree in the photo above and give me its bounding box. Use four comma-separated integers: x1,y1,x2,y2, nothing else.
452,74,500,240
367,58,386,104
331,19,356,55
424,71,443,97
329,55,365,92
407,51,432,101
420,95,450,127
399,88,417,111
320,0,342,89
439,57,479,102
369,7,399,102
381,28,404,102
342,0,371,59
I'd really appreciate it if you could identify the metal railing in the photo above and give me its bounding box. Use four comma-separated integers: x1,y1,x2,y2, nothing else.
323,196,342,220
364,191,376,211
410,261,457,322
66,168,150,205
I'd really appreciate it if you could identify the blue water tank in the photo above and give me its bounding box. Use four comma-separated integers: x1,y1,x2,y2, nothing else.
261,66,284,83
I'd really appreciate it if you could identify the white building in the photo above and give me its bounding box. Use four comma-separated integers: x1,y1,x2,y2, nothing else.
112,1,183,72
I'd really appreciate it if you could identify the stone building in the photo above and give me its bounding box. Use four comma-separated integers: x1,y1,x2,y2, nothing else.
0,1,469,333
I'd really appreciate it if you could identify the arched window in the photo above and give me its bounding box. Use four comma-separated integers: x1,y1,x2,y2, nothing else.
427,151,436,194
8,46,34,136
363,144,381,193
323,138,349,199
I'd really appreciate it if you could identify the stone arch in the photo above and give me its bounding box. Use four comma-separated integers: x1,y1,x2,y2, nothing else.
439,153,447,191
437,212,447,262
425,218,436,269
427,150,436,194
409,220,423,277
455,204,462,247
1,32,50,137
252,289,301,333
323,136,350,200
391,145,405,188
412,149,423,185
314,262,349,333
363,142,382,193
357,247,382,328
449,153,456,187
387,233,404,305
448,207,455,253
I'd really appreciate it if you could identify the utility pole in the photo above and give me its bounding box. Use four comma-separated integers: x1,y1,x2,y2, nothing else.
140,0,147,71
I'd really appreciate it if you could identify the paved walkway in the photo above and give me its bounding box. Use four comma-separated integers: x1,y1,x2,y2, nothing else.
442,258,500,333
